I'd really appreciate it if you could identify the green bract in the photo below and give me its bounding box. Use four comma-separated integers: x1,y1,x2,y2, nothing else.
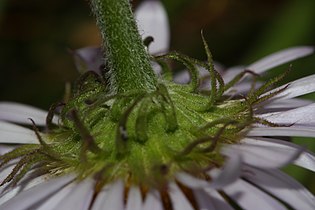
0,0,288,189
45,74,252,186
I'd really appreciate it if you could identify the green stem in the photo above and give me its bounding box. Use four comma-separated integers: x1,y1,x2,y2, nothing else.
90,0,157,93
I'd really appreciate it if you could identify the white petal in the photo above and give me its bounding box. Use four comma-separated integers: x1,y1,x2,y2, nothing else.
294,149,315,172
244,137,315,172
35,183,75,210
0,164,16,196
222,66,246,83
244,166,315,210
174,69,195,84
193,189,216,210
199,188,235,210
0,165,15,183
0,102,57,126
246,46,314,74
257,103,315,126
223,138,302,168
174,66,211,84
0,175,74,210
262,74,315,100
176,172,210,189
177,151,242,190
51,178,94,210
192,189,216,210
0,145,17,155
91,180,124,210
126,186,142,210
208,150,242,189
219,47,313,87
135,0,170,54
0,172,49,205
224,81,263,95
151,61,163,76
72,46,103,74
223,179,287,210
258,98,313,113
168,182,194,210
247,126,315,138
142,190,163,210
0,121,39,144
174,63,224,85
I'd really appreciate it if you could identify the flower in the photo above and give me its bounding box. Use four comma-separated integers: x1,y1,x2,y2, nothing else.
1,1,315,210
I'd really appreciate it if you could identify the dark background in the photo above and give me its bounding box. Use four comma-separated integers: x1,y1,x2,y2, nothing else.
0,0,314,190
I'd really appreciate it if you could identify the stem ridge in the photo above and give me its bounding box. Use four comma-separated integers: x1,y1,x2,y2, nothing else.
90,0,157,93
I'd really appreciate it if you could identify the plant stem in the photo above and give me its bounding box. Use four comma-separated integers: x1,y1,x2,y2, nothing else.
90,0,157,93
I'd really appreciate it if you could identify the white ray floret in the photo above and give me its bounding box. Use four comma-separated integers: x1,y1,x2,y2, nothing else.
0,121,40,144
222,66,246,83
0,165,17,195
0,175,74,210
257,103,315,126
72,46,103,74
223,138,303,169
35,183,75,210
0,145,16,155
223,46,314,83
142,190,163,210
135,0,170,54
263,74,315,101
169,182,194,210
91,180,124,210
175,172,211,189
126,186,142,210
259,98,313,112
0,174,49,206
176,151,242,190
209,151,242,189
242,137,315,172
201,188,235,210
247,46,314,74
223,179,287,210
193,189,217,210
248,126,315,138
0,102,57,126
244,167,315,210
50,178,94,210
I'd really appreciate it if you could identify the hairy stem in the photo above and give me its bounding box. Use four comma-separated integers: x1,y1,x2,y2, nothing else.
90,0,157,93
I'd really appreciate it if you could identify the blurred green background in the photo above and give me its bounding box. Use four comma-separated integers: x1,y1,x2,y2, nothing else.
0,0,314,191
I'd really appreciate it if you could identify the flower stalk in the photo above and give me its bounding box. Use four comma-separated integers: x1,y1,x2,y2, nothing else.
90,0,157,93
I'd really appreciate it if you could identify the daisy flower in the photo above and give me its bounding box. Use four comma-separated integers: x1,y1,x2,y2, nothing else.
0,0,315,210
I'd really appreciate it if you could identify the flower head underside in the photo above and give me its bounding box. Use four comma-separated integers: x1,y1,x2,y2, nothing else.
0,1,315,210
